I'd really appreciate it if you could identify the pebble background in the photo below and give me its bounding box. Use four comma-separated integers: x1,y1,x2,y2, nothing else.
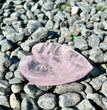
0,0,107,110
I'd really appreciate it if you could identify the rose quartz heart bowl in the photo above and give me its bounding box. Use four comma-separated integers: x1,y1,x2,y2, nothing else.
18,42,93,86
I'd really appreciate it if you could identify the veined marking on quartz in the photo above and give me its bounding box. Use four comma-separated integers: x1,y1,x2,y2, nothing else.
29,60,55,75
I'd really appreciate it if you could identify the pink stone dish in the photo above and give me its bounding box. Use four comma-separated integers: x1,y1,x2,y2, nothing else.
18,42,93,86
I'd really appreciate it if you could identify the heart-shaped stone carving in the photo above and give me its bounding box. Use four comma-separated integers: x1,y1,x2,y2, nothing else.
18,42,93,86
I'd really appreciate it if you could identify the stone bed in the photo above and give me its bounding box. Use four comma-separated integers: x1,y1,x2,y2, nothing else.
0,0,107,110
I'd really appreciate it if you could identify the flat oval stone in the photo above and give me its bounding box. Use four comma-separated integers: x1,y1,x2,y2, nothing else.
18,42,93,86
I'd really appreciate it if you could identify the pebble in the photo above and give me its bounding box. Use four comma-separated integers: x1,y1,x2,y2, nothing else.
31,27,49,41
74,37,88,51
54,11,65,21
38,93,57,109
14,69,26,81
12,21,22,32
0,34,4,41
0,95,10,108
0,53,12,72
102,97,107,109
54,82,84,94
11,84,23,93
6,32,25,43
36,85,53,91
9,77,23,84
10,93,21,109
89,75,106,91
100,42,107,51
101,81,107,97
27,20,42,34
61,27,71,38
0,39,12,52
59,93,81,108
0,72,4,80
26,10,36,20
45,20,54,29
75,99,96,110
89,46,104,63
0,88,10,95
88,34,100,47
0,80,10,89
21,97,40,110
5,71,14,80
81,82,93,94
58,37,65,44
24,83,44,98
104,52,107,62
86,93,104,109
71,6,80,15
69,23,80,36
43,2,54,11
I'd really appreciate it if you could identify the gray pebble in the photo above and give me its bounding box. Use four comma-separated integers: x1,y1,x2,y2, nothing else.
88,34,100,47
5,72,14,80
21,97,40,110
26,10,36,20
81,82,93,94
54,11,66,22
54,82,84,94
75,99,96,110
0,34,4,41
0,96,10,108
17,50,31,59
10,12,20,21
58,37,65,44
59,93,81,108
31,27,49,41
0,88,10,95
45,20,54,29
69,23,80,36
80,25,91,38
61,27,71,38
0,53,12,72
46,11,54,20
36,85,53,91
0,72,4,80
14,69,26,81
11,84,23,93
100,42,107,51
9,77,23,84
0,39,12,52
3,18,13,26
101,81,107,97
43,2,54,11
74,37,88,51
24,83,44,98
102,97,107,109
68,16,78,26
86,93,104,109
9,63,18,72
0,80,10,89
38,93,57,109
104,52,107,62
6,32,25,43
12,21,22,32
89,75,106,91
89,46,104,63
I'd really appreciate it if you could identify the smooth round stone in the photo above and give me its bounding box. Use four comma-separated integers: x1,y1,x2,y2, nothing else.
19,42,93,86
